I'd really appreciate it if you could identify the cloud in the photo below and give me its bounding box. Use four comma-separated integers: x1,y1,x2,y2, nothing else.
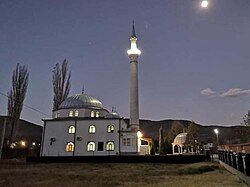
220,88,250,98
201,88,216,97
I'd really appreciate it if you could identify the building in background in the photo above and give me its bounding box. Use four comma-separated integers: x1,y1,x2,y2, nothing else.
0,116,42,158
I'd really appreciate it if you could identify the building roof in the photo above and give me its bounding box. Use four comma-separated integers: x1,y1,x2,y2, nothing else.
173,133,187,145
58,94,103,110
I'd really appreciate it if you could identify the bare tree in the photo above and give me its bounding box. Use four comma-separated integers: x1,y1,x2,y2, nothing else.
242,111,250,126
52,59,71,111
8,63,29,143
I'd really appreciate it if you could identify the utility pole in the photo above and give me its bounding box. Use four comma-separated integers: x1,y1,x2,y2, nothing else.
0,118,7,160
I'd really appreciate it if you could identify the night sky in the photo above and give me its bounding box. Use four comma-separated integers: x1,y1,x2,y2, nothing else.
0,0,250,126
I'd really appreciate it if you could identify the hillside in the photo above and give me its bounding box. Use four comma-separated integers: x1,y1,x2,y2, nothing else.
125,119,250,144
0,116,42,143
1,116,248,146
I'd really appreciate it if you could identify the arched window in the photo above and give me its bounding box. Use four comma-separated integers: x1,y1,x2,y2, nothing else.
68,126,75,134
75,110,79,117
96,111,99,118
69,110,73,117
89,125,96,133
66,142,74,152
106,141,115,151
107,125,115,133
87,142,95,151
91,111,95,117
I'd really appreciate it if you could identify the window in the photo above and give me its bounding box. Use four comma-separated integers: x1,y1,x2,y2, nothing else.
66,142,74,152
55,112,60,118
98,142,104,151
89,125,96,133
106,141,115,151
75,110,79,117
69,111,73,117
68,126,75,134
107,125,115,133
87,142,95,151
123,138,131,146
96,111,99,118
91,111,95,117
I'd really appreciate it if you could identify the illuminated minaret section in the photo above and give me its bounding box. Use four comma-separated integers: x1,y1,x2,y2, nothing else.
127,22,141,131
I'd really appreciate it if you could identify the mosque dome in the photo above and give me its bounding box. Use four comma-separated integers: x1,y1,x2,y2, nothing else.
105,112,120,119
58,94,103,110
173,133,187,145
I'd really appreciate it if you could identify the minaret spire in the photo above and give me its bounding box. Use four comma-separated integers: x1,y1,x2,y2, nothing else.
82,85,84,94
127,21,141,132
131,20,136,38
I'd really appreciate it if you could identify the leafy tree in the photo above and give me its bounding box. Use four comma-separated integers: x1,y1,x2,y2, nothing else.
159,126,164,155
150,139,158,155
8,63,29,143
52,59,71,111
163,138,172,154
185,121,198,151
167,121,185,144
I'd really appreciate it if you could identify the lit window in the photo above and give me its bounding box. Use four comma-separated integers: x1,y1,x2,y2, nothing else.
89,125,96,133
69,111,73,117
68,126,75,134
96,111,99,118
106,141,115,151
107,125,115,133
91,111,95,117
87,141,95,151
75,110,79,117
66,142,74,152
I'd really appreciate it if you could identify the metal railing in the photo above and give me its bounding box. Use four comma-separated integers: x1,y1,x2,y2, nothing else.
218,150,250,176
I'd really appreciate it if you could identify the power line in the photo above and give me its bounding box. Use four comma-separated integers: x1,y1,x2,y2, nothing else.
0,91,50,117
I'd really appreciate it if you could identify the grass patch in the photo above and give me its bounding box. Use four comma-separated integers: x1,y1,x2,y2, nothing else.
178,164,219,175
0,161,246,187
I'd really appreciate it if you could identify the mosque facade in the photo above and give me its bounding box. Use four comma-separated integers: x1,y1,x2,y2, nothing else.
40,23,150,157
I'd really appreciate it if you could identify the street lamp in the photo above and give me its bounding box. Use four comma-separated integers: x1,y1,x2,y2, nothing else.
214,128,219,146
20,140,26,147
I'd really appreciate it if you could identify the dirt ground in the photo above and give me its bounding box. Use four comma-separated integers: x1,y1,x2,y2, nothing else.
0,160,247,187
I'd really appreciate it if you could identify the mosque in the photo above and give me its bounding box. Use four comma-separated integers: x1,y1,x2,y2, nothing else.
40,23,151,156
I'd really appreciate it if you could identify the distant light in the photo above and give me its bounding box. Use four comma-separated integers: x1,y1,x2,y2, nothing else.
127,48,141,55
32,142,36,146
10,143,16,149
201,0,208,8
20,140,26,147
137,131,143,138
214,128,219,134
127,38,141,55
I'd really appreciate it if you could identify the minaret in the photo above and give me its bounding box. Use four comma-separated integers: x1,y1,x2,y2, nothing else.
127,21,141,131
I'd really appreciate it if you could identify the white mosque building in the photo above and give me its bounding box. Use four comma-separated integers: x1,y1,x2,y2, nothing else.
40,23,150,157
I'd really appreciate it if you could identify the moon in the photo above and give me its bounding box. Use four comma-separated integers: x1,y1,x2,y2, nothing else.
201,0,208,8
